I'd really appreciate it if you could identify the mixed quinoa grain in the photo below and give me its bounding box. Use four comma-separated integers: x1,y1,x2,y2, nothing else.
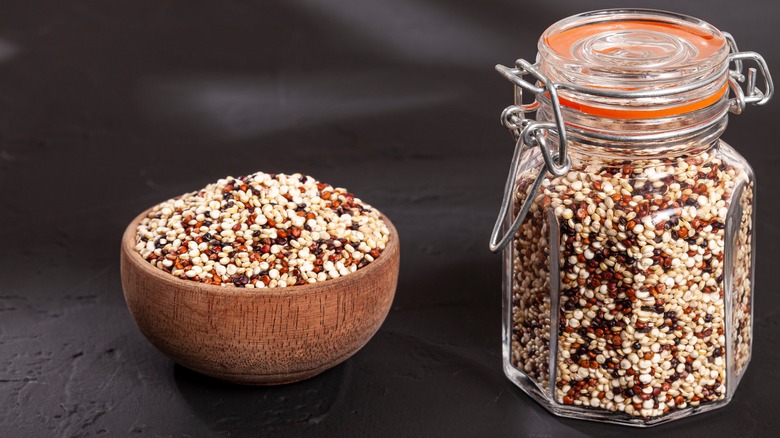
135,172,390,288
510,145,753,419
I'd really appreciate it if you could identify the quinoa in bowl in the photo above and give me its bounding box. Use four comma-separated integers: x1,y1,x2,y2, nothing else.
134,172,390,289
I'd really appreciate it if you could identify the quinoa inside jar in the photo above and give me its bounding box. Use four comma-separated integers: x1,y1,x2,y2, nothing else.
509,140,753,419
491,9,771,427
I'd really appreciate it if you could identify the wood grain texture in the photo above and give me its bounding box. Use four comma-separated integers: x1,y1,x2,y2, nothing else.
120,208,400,385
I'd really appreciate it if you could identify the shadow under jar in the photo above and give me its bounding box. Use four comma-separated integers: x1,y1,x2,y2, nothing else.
489,9,773,427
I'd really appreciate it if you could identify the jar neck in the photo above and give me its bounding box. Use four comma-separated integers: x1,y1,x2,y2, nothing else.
536,97,728,160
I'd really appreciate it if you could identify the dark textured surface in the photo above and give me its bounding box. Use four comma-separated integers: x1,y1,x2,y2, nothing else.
1,1,778,436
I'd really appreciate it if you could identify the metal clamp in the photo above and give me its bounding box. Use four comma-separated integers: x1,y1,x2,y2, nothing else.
724,32,773,115
489,58,571,253
495,59,569,167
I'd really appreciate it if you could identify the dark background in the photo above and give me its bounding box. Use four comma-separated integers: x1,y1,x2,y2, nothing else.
1,1,778,436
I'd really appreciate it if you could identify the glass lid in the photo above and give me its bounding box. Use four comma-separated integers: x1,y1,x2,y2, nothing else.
537,9,731,118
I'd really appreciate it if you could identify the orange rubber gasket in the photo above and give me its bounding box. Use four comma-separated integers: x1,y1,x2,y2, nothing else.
555,83,728,119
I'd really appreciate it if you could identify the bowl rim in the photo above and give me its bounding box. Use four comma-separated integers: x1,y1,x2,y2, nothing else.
121,205,399,297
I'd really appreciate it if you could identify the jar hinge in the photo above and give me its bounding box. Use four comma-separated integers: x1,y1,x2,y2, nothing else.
724,33,774,115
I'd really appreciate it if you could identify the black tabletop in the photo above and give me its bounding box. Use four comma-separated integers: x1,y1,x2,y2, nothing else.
2,1,779,436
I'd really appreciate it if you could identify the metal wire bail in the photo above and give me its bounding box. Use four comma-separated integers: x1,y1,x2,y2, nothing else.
489,59,571,253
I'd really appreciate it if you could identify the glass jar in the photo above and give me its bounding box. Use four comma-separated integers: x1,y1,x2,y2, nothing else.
489,9,773,427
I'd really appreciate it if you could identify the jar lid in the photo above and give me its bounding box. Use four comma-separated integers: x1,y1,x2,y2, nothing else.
538,10,730,119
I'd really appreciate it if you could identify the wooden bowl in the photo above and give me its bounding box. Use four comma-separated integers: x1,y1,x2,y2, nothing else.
120,208,399,385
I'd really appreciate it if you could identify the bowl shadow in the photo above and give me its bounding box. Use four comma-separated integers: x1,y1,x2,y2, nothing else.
173,361,350,435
